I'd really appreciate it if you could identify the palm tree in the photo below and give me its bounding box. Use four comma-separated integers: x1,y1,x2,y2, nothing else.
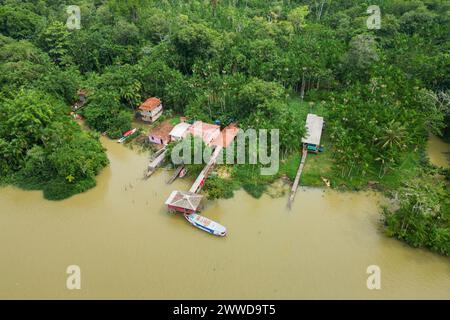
377,120,409,151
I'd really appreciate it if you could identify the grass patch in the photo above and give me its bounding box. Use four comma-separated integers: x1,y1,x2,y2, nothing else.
170,117,181,126
280,133,334,188
231,164,279,198
286,93,328,118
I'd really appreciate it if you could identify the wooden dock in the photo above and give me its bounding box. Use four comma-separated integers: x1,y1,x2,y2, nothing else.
189,146,223,194
146,148,167,178
287,147,308,209
166,165,185,184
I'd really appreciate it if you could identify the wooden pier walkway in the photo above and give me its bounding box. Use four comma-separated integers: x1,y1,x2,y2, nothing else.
189,146,223,194
287,147,308,209
167,165,185,184
146,148,167,178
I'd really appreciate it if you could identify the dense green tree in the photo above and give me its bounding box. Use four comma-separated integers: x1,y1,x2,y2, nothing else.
172,22,220,73
0,5,44,40
287,5,310,32
0,90,61,172
81,89,132,138
137,59,189,113
383,176,449,255
340,34,379,82
38,21,71,66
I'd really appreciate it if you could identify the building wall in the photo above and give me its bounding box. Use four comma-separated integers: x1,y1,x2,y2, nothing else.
151,104,163,116
151,108,163,122
170,135,182,142
139,104,163,123
167,205,194,214
149,135,163,145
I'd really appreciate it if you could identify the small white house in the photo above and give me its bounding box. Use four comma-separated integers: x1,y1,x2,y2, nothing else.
302,113,324,152
138,97,163,123
169,122,191,141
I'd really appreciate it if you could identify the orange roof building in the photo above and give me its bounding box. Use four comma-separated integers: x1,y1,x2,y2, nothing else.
211,124,239,148
138,97,163,123
188,121,221,146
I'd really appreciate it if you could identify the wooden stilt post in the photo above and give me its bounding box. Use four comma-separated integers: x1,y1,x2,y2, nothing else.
287,146,308,209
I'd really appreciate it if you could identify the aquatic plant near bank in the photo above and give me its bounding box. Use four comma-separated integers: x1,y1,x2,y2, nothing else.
382,174,449,256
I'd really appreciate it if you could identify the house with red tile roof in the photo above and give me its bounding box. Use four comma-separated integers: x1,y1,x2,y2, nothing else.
188,121,221,146
138,97,163,123
211,124,239,148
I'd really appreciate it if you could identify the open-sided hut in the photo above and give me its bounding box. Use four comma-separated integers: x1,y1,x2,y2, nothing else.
165,191,204,214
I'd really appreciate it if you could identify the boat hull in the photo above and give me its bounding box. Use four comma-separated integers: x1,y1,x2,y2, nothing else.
117,128,137,143
179,168,188,178
184,213,227,237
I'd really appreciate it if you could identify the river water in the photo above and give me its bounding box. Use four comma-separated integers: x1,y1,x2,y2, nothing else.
427,134,450,168
0,138,448,299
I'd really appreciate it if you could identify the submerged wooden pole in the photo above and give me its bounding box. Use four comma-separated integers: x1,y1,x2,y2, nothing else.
287,147,308,209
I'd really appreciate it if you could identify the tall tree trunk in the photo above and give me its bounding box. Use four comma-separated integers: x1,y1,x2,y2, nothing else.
300,73,306,101
131,6,138,22
211,0,218,17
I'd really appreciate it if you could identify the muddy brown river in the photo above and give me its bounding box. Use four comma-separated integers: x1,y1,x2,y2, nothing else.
0,138,448,299
427,134,450,168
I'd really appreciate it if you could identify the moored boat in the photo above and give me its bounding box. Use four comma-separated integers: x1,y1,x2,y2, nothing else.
179,167,188,178
184,213,227,237
117,128,137,143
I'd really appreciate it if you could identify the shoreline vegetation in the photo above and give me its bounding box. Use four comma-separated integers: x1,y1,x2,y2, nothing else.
0,1,448,255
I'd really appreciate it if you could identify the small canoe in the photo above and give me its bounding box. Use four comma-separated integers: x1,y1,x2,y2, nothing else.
117,128,137,143
184,213,227,237
179,167,188,178
167,165,184,184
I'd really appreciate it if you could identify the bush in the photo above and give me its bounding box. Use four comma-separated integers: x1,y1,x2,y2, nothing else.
232,164,279,199
203,176,235,200
382,176,450,255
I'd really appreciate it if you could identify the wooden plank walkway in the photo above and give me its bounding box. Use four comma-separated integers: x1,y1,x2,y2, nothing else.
189,146,223,194
166,165,184,184
287,147,308,209
146,148,167,178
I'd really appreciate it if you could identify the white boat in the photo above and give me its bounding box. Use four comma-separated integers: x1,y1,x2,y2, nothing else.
184,213,227,237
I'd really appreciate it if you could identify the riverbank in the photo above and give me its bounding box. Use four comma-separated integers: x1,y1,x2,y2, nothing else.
427,134,450,168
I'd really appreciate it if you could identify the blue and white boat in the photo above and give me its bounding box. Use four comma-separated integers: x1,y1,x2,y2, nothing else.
184,213,227,237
